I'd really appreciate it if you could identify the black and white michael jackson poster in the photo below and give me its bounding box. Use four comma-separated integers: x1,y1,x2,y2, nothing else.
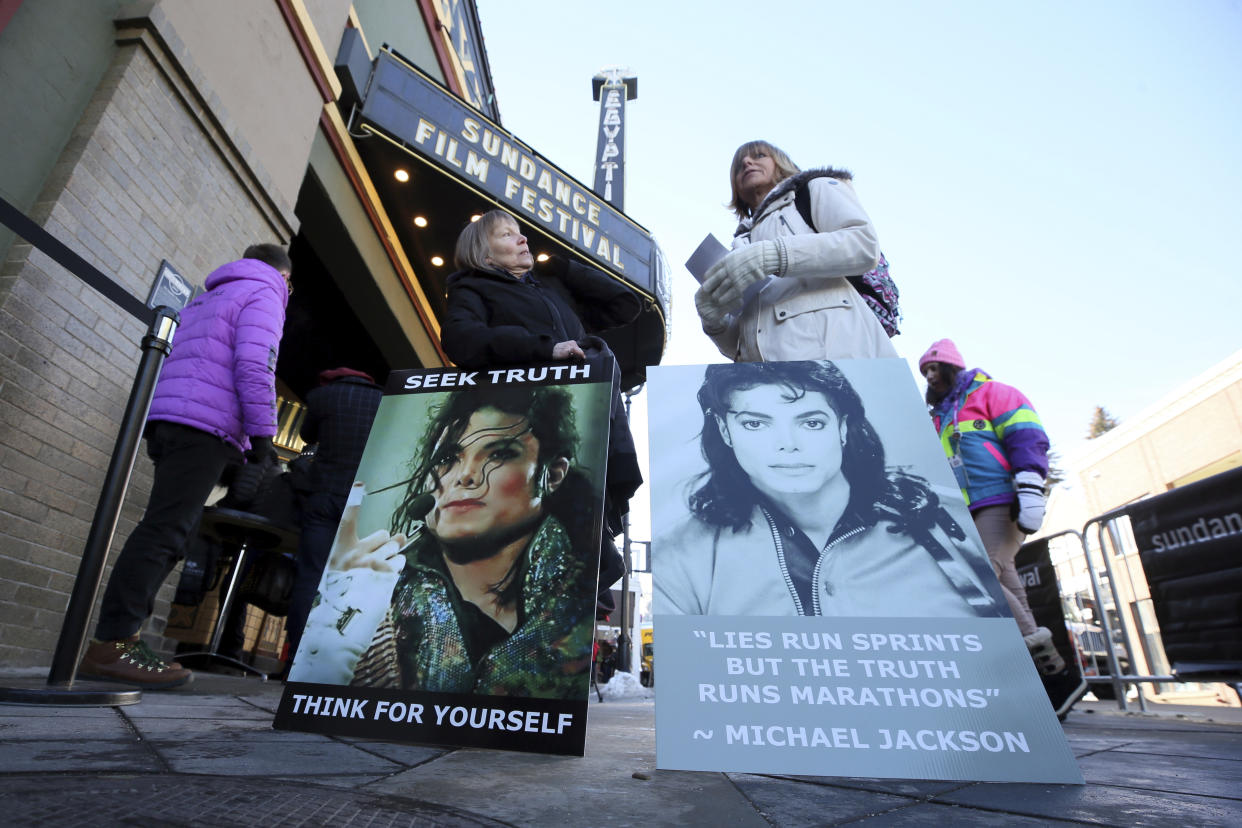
650,359,1081,783
275,360,613,755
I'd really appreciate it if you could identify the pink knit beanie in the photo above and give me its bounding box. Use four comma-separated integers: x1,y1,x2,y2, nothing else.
919,339,965,371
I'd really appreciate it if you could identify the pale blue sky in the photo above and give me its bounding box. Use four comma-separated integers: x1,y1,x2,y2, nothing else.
475,0,1242,536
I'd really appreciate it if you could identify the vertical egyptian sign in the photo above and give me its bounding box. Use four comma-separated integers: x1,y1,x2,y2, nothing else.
275,360,614,756
649,360,1081,783
591,70,634,211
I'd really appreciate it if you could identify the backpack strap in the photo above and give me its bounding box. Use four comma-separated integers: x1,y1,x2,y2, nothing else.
793,180,816,233
792,180,883,305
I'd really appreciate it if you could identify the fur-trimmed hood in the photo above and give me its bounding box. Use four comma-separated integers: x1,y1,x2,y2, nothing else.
737,166,854,235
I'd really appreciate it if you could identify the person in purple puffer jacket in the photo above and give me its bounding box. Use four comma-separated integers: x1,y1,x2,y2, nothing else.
79,244,292,688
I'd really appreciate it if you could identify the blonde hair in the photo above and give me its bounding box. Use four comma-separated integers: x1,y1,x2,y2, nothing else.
727,140,801,220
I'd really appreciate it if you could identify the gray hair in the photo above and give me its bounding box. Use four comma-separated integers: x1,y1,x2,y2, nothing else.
454,209,518,271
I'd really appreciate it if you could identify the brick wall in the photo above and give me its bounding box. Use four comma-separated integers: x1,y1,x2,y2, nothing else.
0,32,294,667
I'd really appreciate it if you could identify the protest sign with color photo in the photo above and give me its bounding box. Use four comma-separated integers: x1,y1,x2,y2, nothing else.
275,359,613,755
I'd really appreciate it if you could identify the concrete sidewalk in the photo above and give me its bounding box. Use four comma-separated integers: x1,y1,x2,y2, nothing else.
1,671,1240,827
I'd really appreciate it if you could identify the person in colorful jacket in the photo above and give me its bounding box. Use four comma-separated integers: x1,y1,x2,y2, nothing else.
654,361,1004,617
289,385,596,700
694,140,895,362
919,338,1064,674
79,244,292,688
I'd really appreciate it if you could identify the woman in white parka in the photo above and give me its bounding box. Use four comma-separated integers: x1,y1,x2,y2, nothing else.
695,140,896,362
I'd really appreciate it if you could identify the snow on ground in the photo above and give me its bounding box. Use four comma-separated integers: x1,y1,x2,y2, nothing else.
598,670,654,700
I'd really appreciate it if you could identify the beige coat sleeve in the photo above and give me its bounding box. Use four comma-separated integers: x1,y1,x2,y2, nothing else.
779,177,880,281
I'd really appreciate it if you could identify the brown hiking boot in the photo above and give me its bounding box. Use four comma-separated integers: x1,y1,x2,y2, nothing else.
79,636,193,689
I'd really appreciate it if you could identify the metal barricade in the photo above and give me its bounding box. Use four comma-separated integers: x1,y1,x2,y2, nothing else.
1035,525,1185,712
1032,465,1242,711
1082,516,1155,711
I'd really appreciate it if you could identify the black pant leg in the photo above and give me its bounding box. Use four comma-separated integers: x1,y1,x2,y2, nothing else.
95,423,235,640
284,490,346,652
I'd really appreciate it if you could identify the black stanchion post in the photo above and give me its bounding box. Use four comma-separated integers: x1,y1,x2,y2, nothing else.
0,197,185,705
616,389,635,673
618,510,632,672
45,306,179,688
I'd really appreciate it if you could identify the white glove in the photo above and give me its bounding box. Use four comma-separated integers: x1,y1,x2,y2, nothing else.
694,283,730,334
1013,470,1047,535
288,567,401,684
287,482,408,684
700,239,787,312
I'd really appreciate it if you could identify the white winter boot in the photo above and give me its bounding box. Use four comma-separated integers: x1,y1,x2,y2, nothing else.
1024,626,1066,675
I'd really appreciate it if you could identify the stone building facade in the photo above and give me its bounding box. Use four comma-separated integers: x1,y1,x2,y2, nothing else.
2,1,314,666
0,0,665,670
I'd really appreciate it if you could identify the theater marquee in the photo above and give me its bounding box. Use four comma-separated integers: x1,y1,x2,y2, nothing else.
357,51,654,281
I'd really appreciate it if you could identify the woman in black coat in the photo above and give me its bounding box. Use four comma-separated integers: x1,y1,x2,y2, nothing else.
442,209,642,367
441,208,644,602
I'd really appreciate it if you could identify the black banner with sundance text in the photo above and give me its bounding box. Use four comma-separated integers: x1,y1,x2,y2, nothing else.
1124,466,1242,676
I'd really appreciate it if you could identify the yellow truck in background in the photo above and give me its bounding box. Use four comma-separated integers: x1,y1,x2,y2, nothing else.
640,624,654,686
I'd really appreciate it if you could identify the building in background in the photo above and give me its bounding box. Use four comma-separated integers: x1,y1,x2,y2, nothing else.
0,0,667,668
1038,348,1242,702
1043,347,1242,538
